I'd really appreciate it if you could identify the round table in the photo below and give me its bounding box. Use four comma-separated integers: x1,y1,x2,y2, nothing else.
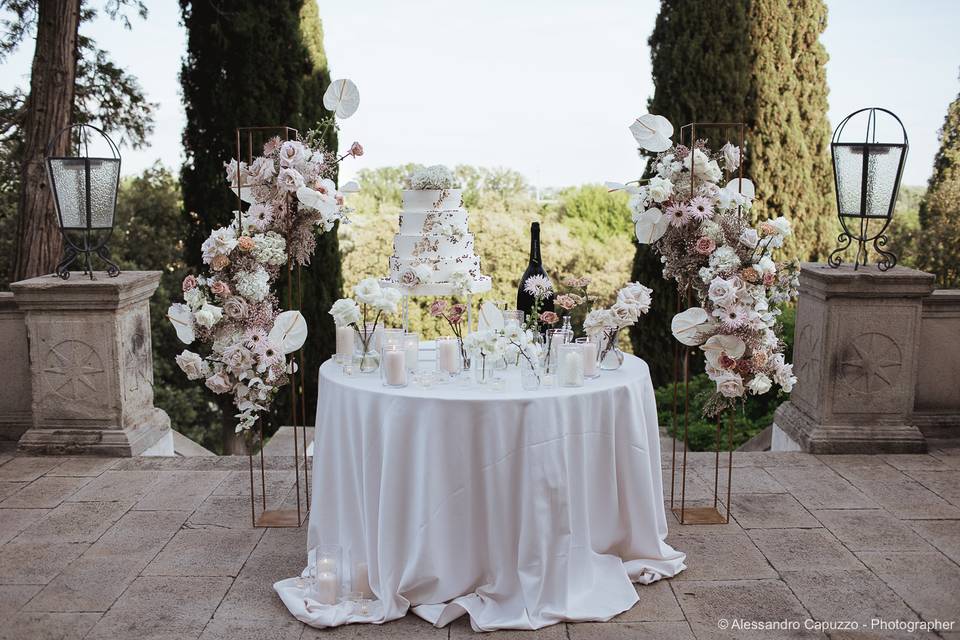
276,353,686,631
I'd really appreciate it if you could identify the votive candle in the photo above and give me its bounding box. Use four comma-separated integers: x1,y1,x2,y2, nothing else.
558,344,585,387
577,337,599,378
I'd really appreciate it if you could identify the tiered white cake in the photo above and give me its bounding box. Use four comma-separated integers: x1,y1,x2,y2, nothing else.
382,187,492,296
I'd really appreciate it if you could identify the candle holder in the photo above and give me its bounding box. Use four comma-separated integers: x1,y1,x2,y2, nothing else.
557,343,585,387
308,544,342,606
576,336,600,379
544,328,570,374
403,332,420,373
435,336,463,377
380,345,409,388
382,328,405,349
354,323,381,374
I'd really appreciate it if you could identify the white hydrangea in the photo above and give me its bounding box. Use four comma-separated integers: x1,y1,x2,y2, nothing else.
235,268,270,302
252,232,287,266
201,226,238,264
709,245,741,273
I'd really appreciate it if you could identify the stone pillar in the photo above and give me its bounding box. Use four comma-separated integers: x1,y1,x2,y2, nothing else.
0,292,32,443
774,263,934,454
914,290,960,438
10,271,170,456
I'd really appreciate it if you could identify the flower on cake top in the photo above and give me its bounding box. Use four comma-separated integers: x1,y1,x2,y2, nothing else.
407,165,458,190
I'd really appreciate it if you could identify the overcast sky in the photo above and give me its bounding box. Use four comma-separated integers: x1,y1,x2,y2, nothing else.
2,0,958,188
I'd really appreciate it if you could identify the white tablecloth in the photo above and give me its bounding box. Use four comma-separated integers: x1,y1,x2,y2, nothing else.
276,353,685,631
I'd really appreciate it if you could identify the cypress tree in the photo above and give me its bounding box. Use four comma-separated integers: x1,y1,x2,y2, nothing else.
180,0,338,451
917,79,960,287
630,0,833,386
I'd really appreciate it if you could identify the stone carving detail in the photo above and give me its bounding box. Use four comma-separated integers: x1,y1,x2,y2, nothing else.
124,312,153,394
43,340,106,401
839,332,902,395
795,323,820,392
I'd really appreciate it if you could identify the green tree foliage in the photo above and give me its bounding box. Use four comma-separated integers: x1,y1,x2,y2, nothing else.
631,0,833,386
179,0,339,448
918,82,960,287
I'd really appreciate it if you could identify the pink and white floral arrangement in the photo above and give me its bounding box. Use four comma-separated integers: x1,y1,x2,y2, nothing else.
609,114,799,415
168,80,363,433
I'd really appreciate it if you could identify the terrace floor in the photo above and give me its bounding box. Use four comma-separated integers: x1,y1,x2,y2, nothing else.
1,445,959,639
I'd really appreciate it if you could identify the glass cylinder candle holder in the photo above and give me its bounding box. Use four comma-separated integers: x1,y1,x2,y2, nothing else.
380,345,408,388
309,544,342,605
576,336,600,379
382,328,405,349
403,332,419,372
351,558,373,599
502,309,525,326
520,356,541,390
473,352,496,385
545,328,570,374
366,322,384,353
335,325,354,364
557,343,585,387
435,336,462,377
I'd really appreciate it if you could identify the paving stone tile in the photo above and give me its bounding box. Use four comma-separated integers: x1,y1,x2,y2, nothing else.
0,481,26,500
694,466,786,494
857,551,960,622
0,541,88,584
0,611,101,640
213,469,296,498
198,618,302,640
812,510,931,552
672,579,819,639
188,495,258,529
749,529,863,573
830,463,908,484
750,452,829,468
667,531,776,581
214,575,293,622
26,510,189,612
0,453,11,466
0,475,91,509
65,470,161,503
907,520,960,566
850,479,960,519
662,468,716,501
301,613,447,638
0,583,42,614
14,500,130,544
902,470,960,505
133,470,230,511
0,457,62,482
0,507,49,544
881,454,949,471
46,457,118,477
85,576,231,640
568,621,694,640
816,454,897,469
765,467,877,510
731,494,820,529
781,569,918,627
447,615,565,638
613,580,685,622
143,526,263,577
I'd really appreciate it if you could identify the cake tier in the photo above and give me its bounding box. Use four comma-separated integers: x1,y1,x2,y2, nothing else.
380,276,492,297
398,209,469,235
389,255,483,283
393,232,474,260
402,188,463,212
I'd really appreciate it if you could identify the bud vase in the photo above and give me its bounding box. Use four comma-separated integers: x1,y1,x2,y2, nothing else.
520,356,542,390
473,353,495,385
354,329,380,373
598,326,625,370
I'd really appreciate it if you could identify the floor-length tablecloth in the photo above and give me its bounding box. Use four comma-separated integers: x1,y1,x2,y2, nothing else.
276,353,685,631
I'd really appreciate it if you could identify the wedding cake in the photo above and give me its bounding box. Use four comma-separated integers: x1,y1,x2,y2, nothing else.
381,166,492,296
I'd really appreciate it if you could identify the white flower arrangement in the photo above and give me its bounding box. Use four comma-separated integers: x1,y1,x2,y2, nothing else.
329,278,401,370
407,164,458,190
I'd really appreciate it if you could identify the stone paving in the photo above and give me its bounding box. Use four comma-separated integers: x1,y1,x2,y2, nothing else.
1,446,959,639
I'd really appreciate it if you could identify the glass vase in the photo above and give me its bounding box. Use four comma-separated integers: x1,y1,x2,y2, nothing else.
598,326,625,370
473,353,495,385
520,356,542,390
354,328,380,373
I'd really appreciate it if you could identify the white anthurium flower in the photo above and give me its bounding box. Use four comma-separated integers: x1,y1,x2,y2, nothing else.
725,177,755,199
629,114,674,152
701,334,746,368
634,208,670,244
296,185,337,216
268,310,308,355
236,186,257,204
340,180,360,193
671,307,713,346
323,78,360,119
168,303,196,345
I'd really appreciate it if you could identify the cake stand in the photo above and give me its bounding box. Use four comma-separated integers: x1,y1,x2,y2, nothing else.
380,276,493,332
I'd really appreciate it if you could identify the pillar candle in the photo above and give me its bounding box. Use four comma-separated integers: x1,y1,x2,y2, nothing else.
403,335,419,371
353,561,371,598
314,570,339,605
559,348,584,387
335,326,353,362
581,341,598,377
437,339,459,373
383,349,407,386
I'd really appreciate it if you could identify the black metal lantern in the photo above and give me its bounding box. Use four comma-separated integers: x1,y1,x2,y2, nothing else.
829,108,908,271
45,124,121,280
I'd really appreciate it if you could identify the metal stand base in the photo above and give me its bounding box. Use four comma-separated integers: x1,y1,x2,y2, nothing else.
254,508,307,528
672,505,729,525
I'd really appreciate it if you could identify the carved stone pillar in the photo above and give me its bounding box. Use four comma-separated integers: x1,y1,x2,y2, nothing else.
773,263,935,454
10,271,170,455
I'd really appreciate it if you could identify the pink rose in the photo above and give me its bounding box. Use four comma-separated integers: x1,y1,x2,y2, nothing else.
182,275,197,292
210,280,231,297
561,275,579,287
349,141,364,157
555,294,578,311
205,372,233,394
429,300,448,317
210,254,230,271
762,272,776,286
695,237,716,256
576,277,592,287
540,311,560,325
760,221,776,236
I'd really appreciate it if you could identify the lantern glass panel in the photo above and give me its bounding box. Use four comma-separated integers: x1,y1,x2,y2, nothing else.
834,144,902,219
48,158,88,229
88,158,119,229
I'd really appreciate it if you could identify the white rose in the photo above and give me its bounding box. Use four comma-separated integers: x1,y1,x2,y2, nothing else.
647,176,673,203
353,278,383,306
722,142,741,171
583,308,616,336
248,156,276,184
193,303,223,329
617,282,653,313
205,372,233,394
373,287,402,314
277,167,305,193
756,256,776,277
739,228,759,249
773,360,796,392
714,371,745,398
279,140,308,168
201,226,238,263
329,298,361,327
702,160,722,183
610,300,640,327
747,373,772,395
222,342,255,373
708,276,740,308
175,350,207,380
770,216,791,238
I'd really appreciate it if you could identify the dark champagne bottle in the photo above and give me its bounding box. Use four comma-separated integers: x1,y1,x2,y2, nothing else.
517,222,554,327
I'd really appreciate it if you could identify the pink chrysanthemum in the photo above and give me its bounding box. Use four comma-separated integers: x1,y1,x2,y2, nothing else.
244,328,269,352
717,306,748,330
257,340,284,372
665,203,692,228
689,196,714,222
